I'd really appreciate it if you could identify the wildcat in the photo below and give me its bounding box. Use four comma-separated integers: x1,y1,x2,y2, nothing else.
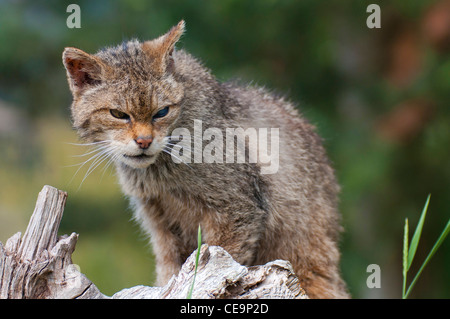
62,21,349,298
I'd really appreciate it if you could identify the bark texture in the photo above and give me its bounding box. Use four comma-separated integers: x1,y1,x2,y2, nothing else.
0,185,307,299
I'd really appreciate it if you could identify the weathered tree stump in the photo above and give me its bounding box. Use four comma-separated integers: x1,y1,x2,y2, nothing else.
0,186,103,299
0,185,307,299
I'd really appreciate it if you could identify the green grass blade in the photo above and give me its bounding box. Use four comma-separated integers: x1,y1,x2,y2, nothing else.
404,219,450,298
402,218,409,299
187,225,202,299
407,194,431,271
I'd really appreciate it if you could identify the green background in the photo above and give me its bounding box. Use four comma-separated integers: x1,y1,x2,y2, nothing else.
0,0,449,298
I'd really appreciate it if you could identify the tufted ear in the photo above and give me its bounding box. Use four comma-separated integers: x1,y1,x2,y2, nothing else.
62,47,106,96
142,20,185,76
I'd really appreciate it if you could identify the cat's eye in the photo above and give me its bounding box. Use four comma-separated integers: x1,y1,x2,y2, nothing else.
110,109,130,120
152,106,170,120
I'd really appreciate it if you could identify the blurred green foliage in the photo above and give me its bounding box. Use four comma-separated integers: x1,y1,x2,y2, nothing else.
0,0,448,298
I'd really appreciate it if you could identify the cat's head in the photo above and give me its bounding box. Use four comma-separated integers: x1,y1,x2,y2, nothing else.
63,21,185,168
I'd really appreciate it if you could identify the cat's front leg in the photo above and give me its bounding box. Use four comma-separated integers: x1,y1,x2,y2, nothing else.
201,210,265,267
150,224,190,286
132,197,198,286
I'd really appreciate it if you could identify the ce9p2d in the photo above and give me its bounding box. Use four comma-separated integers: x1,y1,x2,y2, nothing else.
224,303,269,314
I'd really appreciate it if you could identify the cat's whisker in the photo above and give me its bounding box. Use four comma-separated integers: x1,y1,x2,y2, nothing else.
79,155,110,189
100,150,122,181
65,141,113,172
162,147,193,169
63,162,91,168
164,141,205,161
164,142,184,148
65,148,109,168
68,144,118,188
79,146,118,188
70,147,108,178
88,145,119,172
100,153,117,174
65,140,111,147
71,144,112,158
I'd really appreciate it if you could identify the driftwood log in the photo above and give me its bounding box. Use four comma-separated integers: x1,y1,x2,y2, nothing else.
0,185,308,299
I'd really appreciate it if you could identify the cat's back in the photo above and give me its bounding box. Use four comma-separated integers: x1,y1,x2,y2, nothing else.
224,80,339,209
222,82,313,134
223,82,327,169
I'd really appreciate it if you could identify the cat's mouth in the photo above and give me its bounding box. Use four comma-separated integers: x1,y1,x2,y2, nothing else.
121,153,158,168
123,153,154,160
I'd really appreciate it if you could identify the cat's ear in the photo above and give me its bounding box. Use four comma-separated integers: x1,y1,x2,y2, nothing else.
62,47,106,95
142,20,185,76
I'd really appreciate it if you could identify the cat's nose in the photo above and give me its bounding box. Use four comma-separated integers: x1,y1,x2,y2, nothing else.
135,136,153,149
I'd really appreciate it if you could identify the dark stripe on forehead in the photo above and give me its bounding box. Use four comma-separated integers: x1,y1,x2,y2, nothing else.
138,92,146,108
126,84,155,120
